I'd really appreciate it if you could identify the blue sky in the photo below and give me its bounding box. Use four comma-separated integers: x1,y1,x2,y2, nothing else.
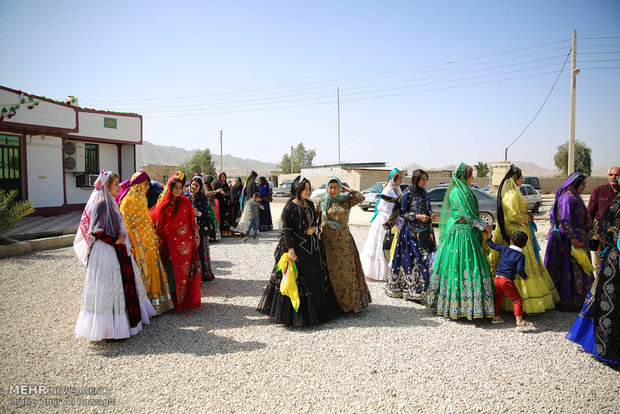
1,0,618,171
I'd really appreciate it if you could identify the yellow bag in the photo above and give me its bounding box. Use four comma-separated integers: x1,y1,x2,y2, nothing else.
571,246,595,274
278,253,300,312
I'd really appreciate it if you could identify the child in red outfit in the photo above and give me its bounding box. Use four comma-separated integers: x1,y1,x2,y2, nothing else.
486,229,532,327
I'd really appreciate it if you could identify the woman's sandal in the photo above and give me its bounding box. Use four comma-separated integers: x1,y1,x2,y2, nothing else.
516,321,533,328
491,318,505,324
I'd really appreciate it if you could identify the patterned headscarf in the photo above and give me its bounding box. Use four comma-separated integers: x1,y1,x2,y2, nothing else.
321,176,350,230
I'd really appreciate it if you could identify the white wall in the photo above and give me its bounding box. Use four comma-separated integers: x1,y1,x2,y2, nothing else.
68,112,141,143
66,142,119,204
1,89,76,130
26,135,64,208
120,144,135,181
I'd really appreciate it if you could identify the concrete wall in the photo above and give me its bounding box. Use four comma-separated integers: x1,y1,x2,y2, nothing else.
143,164,180,184
68,111,142,143
0,89,76,130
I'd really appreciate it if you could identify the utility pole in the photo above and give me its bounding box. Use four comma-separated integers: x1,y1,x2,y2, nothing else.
290,145,293,174
337,87,341,164
568,30,579,175
219,130,223,173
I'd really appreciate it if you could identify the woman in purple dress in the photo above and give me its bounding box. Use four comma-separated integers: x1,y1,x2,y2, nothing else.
544,172,595,311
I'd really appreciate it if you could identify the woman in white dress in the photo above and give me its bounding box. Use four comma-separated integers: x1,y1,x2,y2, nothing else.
74,170,156,341
360,168,402,281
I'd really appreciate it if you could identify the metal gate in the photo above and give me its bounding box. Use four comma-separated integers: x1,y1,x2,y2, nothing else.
0,135,21,199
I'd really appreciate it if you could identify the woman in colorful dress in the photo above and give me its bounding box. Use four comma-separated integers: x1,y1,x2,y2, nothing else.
257,176,341,327
150,173,202,311
566,193,620,364
361,168,402,282
186,175,215,281
258,176,273,231
213,172,234,236
544,172,595,311
489,165,559,314
119,170,175,315
202,174,222,241
386,169,436,301
231,177,243,227
426,163,495,320
235,171,260,235
74,170,156,340
319,177,371,312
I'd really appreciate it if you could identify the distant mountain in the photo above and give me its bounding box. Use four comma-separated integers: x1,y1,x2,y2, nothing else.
141,141,277,176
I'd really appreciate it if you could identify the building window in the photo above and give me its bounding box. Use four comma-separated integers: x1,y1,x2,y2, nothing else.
0,135,20,181
85,143,99,174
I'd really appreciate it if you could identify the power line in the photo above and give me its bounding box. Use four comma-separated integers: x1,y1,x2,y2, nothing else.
505,49,571,152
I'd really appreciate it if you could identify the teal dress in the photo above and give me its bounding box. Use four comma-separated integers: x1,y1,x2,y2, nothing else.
426,163,495,320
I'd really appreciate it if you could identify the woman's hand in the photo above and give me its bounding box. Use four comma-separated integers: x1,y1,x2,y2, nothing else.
416,214,430,222
288,248,297,262
571,238,585,249
305,226,316,235
484,224,493,234
341,185,351,193
218,189,226,194
527,212,534,222
115,234,126,244
194,237,200,249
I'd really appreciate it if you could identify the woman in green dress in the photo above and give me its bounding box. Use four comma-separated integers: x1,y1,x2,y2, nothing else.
426,162,495,320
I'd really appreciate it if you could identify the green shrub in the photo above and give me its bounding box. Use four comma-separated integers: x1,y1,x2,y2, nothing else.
0,190,35,235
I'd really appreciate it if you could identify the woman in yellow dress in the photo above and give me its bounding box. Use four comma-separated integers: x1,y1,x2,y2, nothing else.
119,171,175,315
489,165,559,313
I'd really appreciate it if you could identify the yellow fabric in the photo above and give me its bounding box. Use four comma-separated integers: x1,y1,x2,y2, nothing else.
489,177,560,313
278,253,300,312
120,179,174,314
571,246,595,274
389,225,399,260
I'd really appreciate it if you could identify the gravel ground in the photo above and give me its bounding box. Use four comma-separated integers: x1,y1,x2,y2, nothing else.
0,201,618,413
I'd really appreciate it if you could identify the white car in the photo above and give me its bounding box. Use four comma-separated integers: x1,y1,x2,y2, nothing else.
310,182,350,199
519,184,542,212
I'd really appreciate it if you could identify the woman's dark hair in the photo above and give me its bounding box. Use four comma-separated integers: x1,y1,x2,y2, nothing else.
191,176,204,192
290,176,311,201
573,175,586,191
235,177,242,185
166,178,183,215
497,164,522,242
249,170,258,180
219,172,227,182
258,176,267,186
409,169,428,194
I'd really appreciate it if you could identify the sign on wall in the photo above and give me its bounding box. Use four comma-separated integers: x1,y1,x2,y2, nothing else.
103,117,117,129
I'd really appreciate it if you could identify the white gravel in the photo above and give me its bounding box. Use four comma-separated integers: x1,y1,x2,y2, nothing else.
0,201,618,413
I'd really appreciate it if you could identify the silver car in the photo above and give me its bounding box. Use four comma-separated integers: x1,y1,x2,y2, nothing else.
519,184,543,213
427,185,497,226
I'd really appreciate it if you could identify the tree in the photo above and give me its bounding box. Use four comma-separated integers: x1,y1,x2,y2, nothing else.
0,189,35,236
179,149,216,177
474,161,489,178
278,143,316,174
554,140,592,177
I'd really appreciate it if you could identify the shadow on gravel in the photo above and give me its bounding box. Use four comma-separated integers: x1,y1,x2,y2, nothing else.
203,277,267,297
91,303,268,358
447,309,577,333
210,260,234,275
213,231,282,246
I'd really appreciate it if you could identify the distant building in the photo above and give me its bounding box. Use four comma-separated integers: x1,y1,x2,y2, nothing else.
0,86,142,215
277,162,401,190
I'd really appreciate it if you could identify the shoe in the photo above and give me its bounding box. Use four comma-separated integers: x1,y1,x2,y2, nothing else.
253,236,257,240
491,318,505,324
243,236,248,241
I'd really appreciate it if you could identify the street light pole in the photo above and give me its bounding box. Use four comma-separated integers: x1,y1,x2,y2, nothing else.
568,30,579,175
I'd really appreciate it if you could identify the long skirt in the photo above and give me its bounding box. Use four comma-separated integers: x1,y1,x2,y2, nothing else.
385,222,431,301
234,203,251,235
360,210,392,282
566,246,619,364
257,237,341,327
259,200,273,231
75,240,157,341
198,233,215,281
426,223,495,320
545,229,594,311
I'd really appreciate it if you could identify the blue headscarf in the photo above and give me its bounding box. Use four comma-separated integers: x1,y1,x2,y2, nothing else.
370,168,401,223
321,176,350,230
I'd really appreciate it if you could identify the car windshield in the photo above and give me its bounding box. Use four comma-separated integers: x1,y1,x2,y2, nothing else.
281,182,292,189
368,182,383,192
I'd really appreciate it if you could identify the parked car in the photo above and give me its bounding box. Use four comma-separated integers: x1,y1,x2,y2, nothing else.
427,185,497,226
310,182,351,199
272,180,293,197
519,184,542,212
522,176,541,191
359,182,409,211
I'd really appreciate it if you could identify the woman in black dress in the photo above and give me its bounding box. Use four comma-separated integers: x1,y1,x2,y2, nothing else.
257,176,341,327
213,171,234,236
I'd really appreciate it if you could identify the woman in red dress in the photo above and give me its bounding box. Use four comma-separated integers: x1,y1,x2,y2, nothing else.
150,173,202,311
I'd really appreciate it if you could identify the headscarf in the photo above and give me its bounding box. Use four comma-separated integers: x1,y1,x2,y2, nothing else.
116,170,149,205
74,170,127,265
496,164,521,242
157,171,185,204
370,168,401,223
218,171,227,184
437,162,479,240
204,174,214,191
150,173,184,224
550,172,587,229
321,176,350,230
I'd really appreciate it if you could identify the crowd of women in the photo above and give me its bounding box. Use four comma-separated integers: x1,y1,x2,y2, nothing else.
74,168,274,341
74,163,618,366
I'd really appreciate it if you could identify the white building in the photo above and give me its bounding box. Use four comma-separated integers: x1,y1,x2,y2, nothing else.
0,86,142,215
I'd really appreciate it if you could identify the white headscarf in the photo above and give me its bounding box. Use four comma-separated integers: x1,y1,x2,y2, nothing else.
74,170,129,265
